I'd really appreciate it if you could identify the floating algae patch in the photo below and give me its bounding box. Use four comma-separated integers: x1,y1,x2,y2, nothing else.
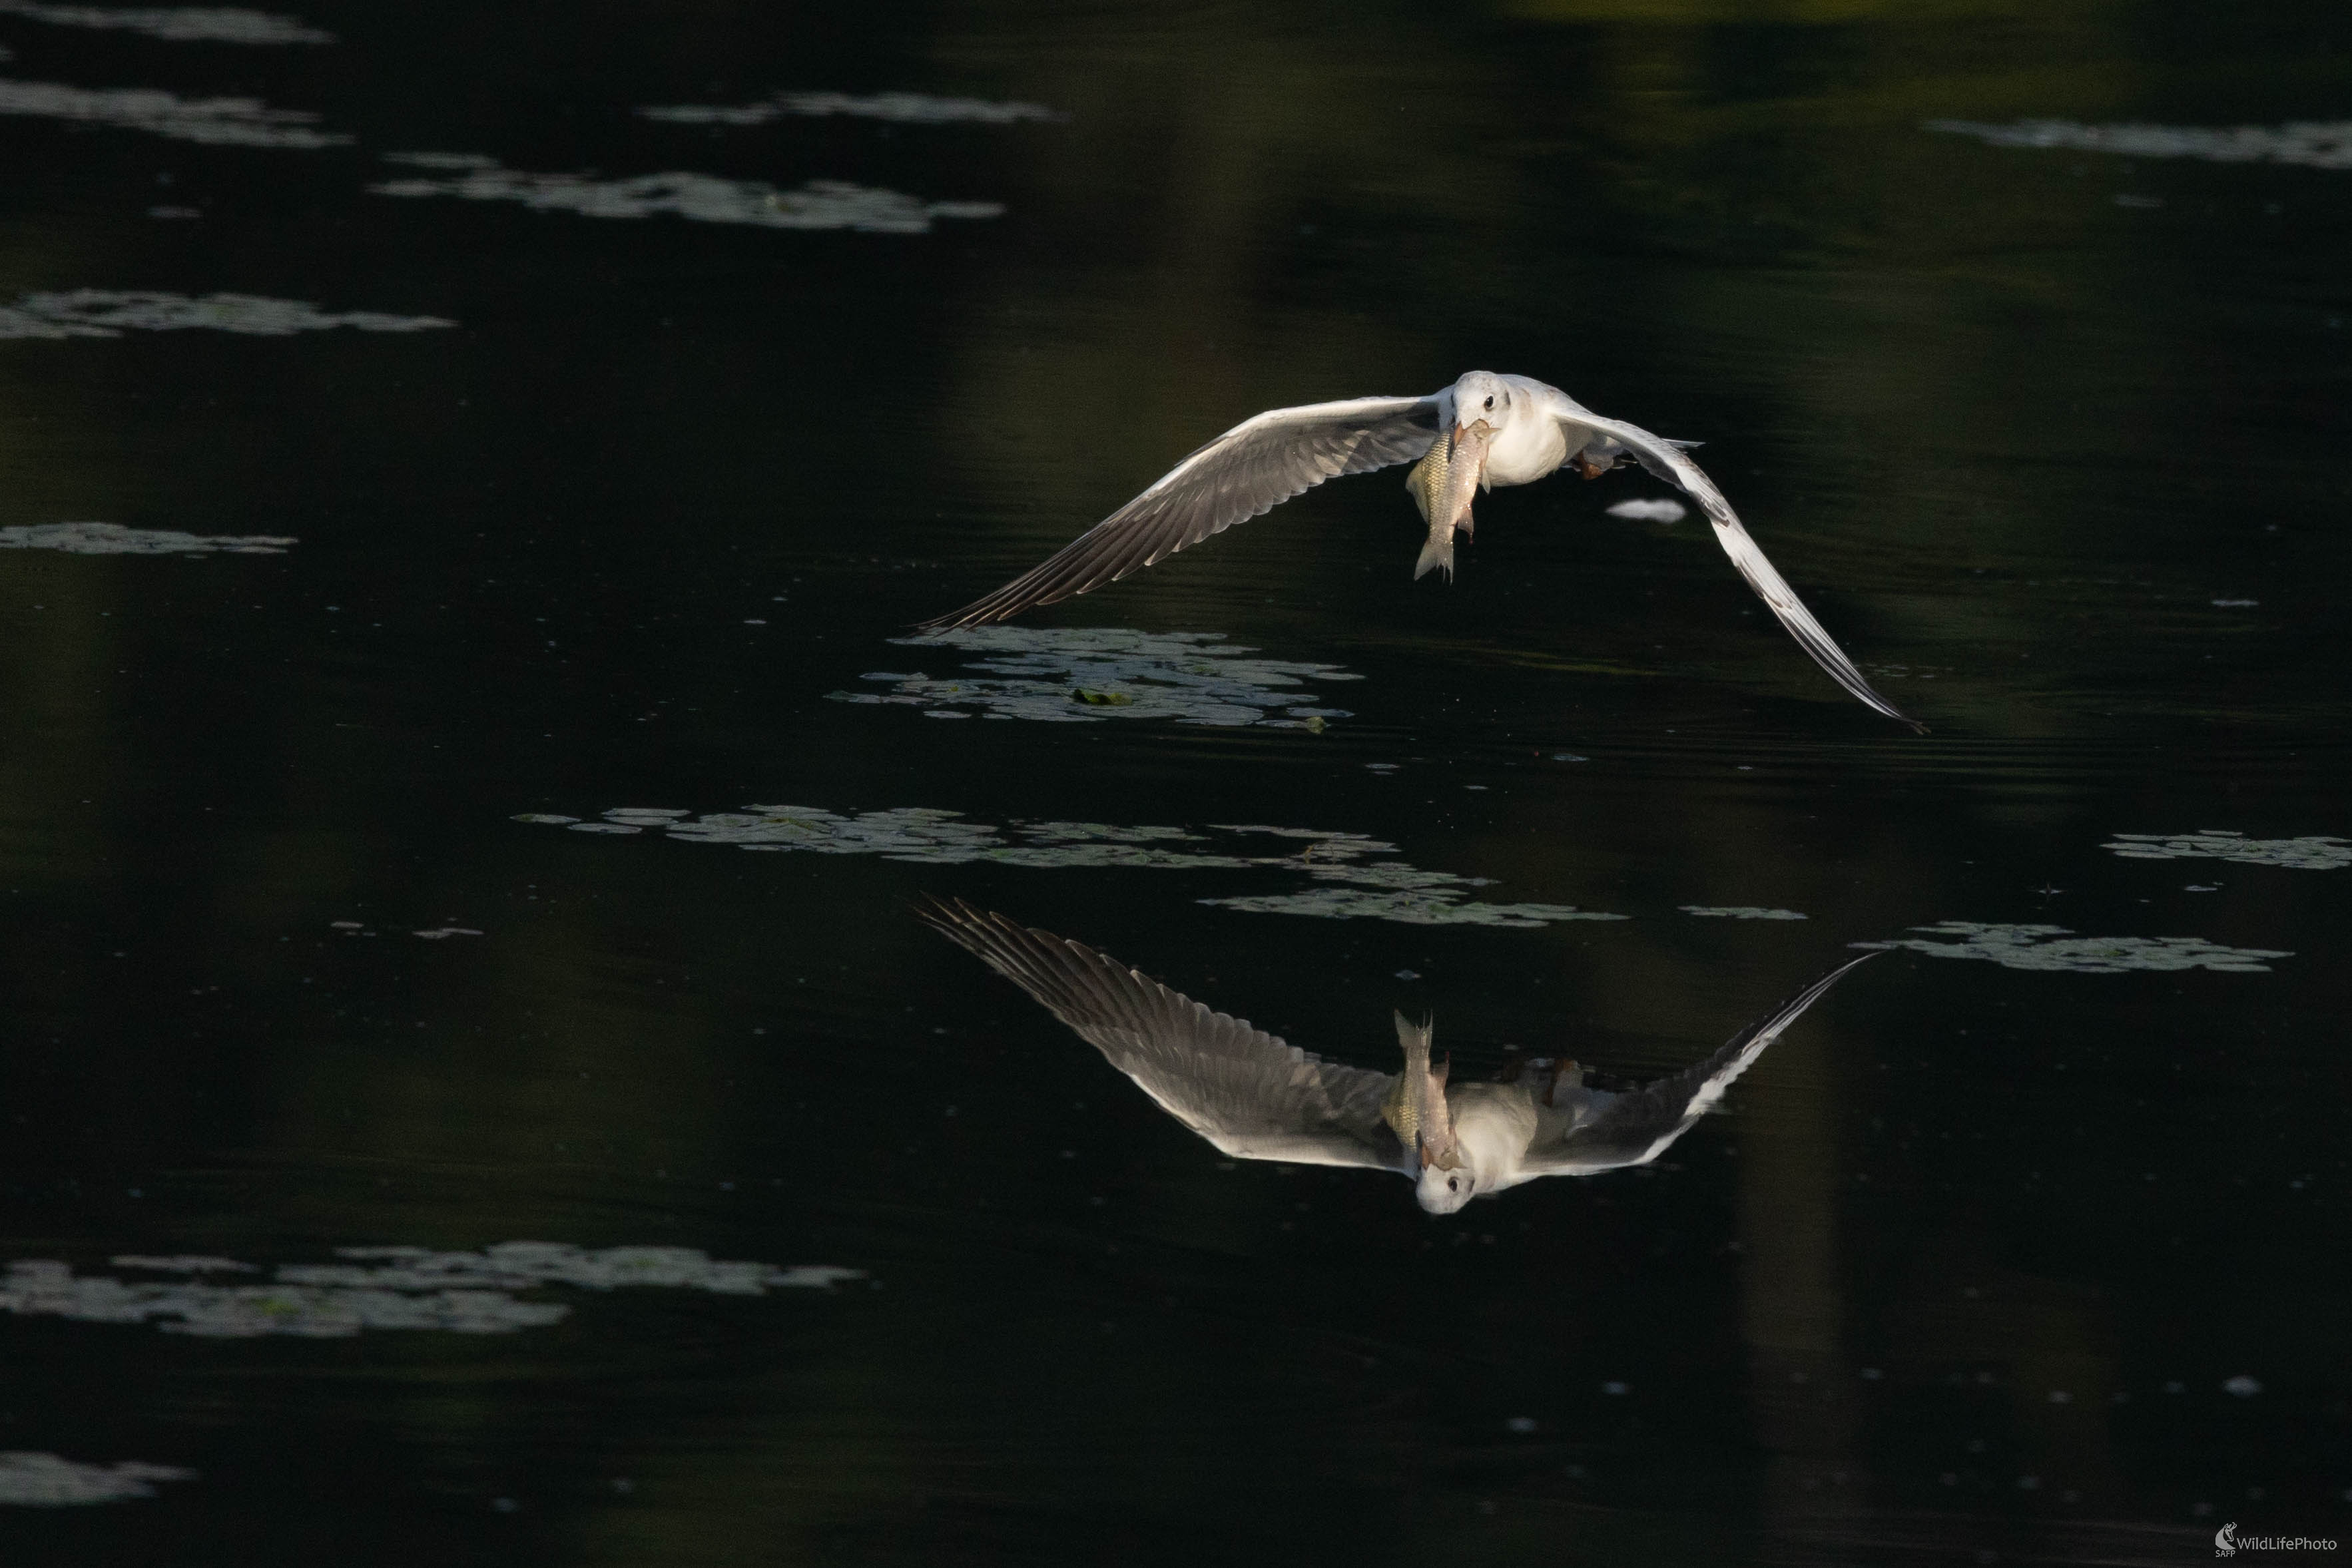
0,1452,194,1507
0,77,345,145
1681,906,1807,920
832,627,1359,727
1925,117,2352,170
1854,921,2290,974
0,3,334,44
370,154,1003,233
515,808,1622,927
0,1243,865,1339
0,522,294,554
0,290,451,339
1605,497,1685,522
641,91,1062,127
2105,831,2351,872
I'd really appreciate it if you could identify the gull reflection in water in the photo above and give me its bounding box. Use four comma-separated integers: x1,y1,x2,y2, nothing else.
921,898,1873,1214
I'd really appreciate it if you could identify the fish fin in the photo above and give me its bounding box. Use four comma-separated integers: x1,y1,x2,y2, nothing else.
1412,531,1454,582
1404,454,1434,523
1456,505,1474,541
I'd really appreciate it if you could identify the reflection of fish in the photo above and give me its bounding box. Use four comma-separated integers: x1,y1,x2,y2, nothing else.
1405,418,1493,581
1382,1013,1460,1168
920,896,1877,1215
919,370,1922,731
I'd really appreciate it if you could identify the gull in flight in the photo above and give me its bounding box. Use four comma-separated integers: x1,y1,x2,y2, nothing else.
920,370,1920,730
920,897,1877,1214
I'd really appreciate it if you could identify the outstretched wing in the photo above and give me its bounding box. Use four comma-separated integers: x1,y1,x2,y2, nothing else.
917,898,1408,1171
919,395,1442,630
1554,398,1923,732
1521,953,1877,1176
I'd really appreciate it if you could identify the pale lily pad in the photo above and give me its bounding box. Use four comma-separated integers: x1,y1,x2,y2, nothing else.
1199,887,1626,928
2105,831,2351,872
1681,906,1807,920
659,804,1250,869
831,626,1358,727
0,290,450,339
0,1244,864,1339
0,77,345,146
1926,117,2352,170
640,91,1061,127
370,154,1002,233
518,805,1621,927
0,523,294,554
0,1451,195,1507
0,3,332,44
1854,921,2290,973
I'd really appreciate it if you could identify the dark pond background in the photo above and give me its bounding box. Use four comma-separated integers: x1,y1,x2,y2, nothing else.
1,0,2347,1562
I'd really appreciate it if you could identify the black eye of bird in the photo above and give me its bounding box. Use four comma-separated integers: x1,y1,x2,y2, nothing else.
1483,395,1494,409
1448,1177,1460,1191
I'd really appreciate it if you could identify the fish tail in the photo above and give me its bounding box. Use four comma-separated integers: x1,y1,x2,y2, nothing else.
1413,529,1454,582
1392,1011,1432,1074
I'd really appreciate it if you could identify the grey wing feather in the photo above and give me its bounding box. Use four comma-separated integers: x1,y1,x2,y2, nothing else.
919,395,1442,630
1522,953,1877,1176
917,898,1408,1171
1560,407,1923,732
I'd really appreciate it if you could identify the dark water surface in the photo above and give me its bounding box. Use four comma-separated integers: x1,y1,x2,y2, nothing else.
2,0,2348,1561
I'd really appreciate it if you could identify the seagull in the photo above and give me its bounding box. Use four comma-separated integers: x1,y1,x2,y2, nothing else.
919,370,1921,730
918,897,1877,1214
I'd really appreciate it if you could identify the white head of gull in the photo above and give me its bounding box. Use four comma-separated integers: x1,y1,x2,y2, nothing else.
920,369,1922,730
920,898,1877,1214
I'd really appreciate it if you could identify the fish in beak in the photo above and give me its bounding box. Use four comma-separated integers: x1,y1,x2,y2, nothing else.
1404,419,1494,582
1382,1012,1462,1171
